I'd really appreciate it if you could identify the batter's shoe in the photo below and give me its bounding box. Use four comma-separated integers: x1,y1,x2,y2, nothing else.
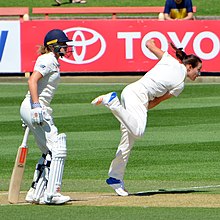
25,187,45,204
39,193,71,205
91,92,117,106
106,177,129,196
25,187,35,203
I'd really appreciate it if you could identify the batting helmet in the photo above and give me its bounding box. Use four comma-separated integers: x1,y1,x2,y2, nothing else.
44,29,72,47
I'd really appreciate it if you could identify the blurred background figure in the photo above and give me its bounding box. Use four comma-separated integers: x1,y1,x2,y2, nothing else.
163,0,194,20
72,0,87,3
54,0,86,6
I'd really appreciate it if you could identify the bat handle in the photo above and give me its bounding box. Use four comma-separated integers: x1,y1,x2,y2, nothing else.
21,127,30,147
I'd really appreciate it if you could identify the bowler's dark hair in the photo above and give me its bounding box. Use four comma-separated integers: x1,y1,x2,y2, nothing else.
170,42,202,68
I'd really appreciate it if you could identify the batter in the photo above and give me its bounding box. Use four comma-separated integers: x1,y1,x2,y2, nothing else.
20,29,73,204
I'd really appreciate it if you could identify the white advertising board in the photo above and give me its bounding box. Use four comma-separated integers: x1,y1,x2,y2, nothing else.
0,21,21,73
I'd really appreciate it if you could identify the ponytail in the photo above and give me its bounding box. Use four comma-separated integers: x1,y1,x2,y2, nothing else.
170,42,202,68
170,42,187,61
37,45,52,55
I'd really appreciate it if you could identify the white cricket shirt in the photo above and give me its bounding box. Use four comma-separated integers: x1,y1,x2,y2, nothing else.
26,52,60,107
138,52,187,101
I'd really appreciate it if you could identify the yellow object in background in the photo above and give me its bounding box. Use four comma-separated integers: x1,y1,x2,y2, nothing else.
170,8,187,19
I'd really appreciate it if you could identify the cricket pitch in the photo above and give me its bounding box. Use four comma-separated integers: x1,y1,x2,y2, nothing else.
1,191,220,208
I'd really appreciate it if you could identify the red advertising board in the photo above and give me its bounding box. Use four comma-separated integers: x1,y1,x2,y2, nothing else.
21,20,220,73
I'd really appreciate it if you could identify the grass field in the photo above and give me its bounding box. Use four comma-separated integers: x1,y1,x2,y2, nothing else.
1,0,220,218
0,0,220,17
1,81,220,219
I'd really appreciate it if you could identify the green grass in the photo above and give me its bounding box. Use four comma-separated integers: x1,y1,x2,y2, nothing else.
0,0,220,16
1,0,220,218
1,82,220,219
1,206,220,220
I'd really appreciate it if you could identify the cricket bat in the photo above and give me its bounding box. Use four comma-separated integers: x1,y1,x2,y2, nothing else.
8,127,30,204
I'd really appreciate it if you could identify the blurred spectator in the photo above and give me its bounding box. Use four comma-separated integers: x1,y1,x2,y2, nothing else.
54,0,61,5
163,0,194,20
54,0,86,5
72,0,87,3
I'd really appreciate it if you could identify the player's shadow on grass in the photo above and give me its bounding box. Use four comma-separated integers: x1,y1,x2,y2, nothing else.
131,189,207,196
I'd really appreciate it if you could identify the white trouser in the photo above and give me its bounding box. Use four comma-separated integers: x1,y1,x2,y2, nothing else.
20,97,67,201
20,97,58,154
108,84,148,180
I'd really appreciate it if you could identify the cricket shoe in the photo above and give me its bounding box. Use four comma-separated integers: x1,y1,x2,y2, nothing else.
39,193,71,205
25,187,45,204
106,177,129,196
25,187,35,203
91,92,117,106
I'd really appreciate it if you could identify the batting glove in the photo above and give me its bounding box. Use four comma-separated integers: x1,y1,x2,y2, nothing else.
21,118,27,130
31,103,44,125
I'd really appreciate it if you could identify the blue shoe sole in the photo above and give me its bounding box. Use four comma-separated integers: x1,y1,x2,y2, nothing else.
106,177,121,185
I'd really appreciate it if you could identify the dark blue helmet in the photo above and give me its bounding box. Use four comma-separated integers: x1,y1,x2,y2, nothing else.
44,29,71,47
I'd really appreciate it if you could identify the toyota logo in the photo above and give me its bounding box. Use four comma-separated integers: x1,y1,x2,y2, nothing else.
62,27,106,64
